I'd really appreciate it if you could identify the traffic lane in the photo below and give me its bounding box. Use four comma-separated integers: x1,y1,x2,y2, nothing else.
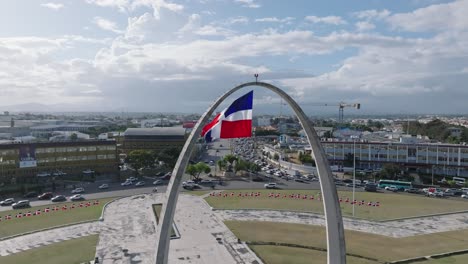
0,184,168,212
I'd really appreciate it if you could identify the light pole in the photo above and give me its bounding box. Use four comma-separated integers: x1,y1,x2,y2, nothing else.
352,140,356,217
431,165,434,186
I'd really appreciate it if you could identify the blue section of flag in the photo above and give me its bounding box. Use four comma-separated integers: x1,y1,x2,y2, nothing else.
205,130,213,142
223,91,253,118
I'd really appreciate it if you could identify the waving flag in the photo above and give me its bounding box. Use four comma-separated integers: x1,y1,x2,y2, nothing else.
202,91,253,142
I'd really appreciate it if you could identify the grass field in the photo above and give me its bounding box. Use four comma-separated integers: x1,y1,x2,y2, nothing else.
428,255,468,263
205,190,468,220
250,245,378,264
0,235,98,264
0,197,116,239
225,221,468,263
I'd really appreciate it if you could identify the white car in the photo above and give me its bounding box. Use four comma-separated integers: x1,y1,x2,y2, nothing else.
98,184,109,189
153,180,162,185
264,183,277,189
70,194,85,201
135,181,146,187
385,186,398,192
71,187,85,194
127,177,137,182
121,181,133,186
0,198,15,206
461,194,468,199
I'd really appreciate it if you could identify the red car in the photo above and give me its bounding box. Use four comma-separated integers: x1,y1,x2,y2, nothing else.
38,192,53,200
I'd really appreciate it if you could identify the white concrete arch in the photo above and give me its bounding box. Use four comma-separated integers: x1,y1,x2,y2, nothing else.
155,81,346,264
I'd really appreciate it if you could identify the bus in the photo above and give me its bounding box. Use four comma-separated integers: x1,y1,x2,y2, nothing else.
378,180,412,191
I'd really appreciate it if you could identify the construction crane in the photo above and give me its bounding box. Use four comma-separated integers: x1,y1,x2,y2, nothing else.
310,102,361,124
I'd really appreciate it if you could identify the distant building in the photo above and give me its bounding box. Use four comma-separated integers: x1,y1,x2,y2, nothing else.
0,140,118,183
256,117,271,127
122,127,187,153
448,127,463,138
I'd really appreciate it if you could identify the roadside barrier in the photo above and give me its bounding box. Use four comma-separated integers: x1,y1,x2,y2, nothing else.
0,200,101,224
208,191,382,207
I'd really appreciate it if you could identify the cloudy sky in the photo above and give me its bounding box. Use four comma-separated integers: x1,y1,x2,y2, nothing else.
1,0,467,115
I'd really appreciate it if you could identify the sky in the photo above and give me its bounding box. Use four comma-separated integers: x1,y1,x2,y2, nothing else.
0,0,467,115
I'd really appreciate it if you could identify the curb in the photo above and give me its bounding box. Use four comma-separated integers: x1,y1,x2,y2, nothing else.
0,197,119,242
380,210,468,222
388,248,468,264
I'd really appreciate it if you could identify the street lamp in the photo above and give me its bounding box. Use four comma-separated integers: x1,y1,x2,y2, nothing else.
352,140,356,217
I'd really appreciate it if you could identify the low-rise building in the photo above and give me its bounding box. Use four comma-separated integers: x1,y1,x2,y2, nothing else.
0,140,118,184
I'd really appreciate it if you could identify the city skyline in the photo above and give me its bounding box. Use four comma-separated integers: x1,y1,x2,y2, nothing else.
0,0,467,114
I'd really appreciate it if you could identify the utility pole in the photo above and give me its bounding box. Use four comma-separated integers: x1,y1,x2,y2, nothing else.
352,140,356,217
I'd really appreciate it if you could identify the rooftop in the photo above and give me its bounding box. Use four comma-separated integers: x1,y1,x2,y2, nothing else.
124,127,186,136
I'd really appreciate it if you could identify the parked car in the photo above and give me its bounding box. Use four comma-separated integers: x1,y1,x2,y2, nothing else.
264,183,277,189
38,192,53,200
51,195,67,202
23,191,38,198
70,194,85,201
0,198,15,206
98,184,109,189
461,194,468,199
12,200,30,209
405,188,420,194
135,181,146,187
71,187,85,194
127,177,137,182
364,183,377,192
428,191,444,198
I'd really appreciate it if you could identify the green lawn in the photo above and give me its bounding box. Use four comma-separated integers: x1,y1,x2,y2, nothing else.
225,221,468,263
250,245,379,264
0,235,99,264
206,190,468,220
0,197,116,239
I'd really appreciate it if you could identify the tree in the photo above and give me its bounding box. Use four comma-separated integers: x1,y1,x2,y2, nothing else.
186,162,211,181
155,147,182,169
323,131,333,138
217,159,227,173
126,150,154,176
234,159,249,175
70,133,78,141
299,152,316,166
273,153,280,161
380,164,400,180
223,154,238,172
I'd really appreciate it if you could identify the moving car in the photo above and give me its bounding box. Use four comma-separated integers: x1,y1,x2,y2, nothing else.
121,180,133,186
264,183,277,189
385,186,398,192
98,184,109,189
12,200,30,209
51,195,67,202
70,194,85,201
135,181,146,187
71,187,85,194
404,188,420,194
153,180,162,185
23,191,38,198
0,198,15,206
38,192,53,200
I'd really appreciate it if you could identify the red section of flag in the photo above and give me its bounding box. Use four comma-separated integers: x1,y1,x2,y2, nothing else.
220,120,252,138
201,113,221,136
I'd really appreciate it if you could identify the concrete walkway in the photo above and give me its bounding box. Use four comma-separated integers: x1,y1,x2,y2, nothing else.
0,194,262,264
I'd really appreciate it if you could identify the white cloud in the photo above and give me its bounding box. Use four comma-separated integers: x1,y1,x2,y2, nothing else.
387,0,468,32
40,2,64,10
355,21,375,31
305,15,347,25
234,0,260,8
352,9,390,20
86,0,184,19
93,17,124,34
225,16,249,25
255,17,295,23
